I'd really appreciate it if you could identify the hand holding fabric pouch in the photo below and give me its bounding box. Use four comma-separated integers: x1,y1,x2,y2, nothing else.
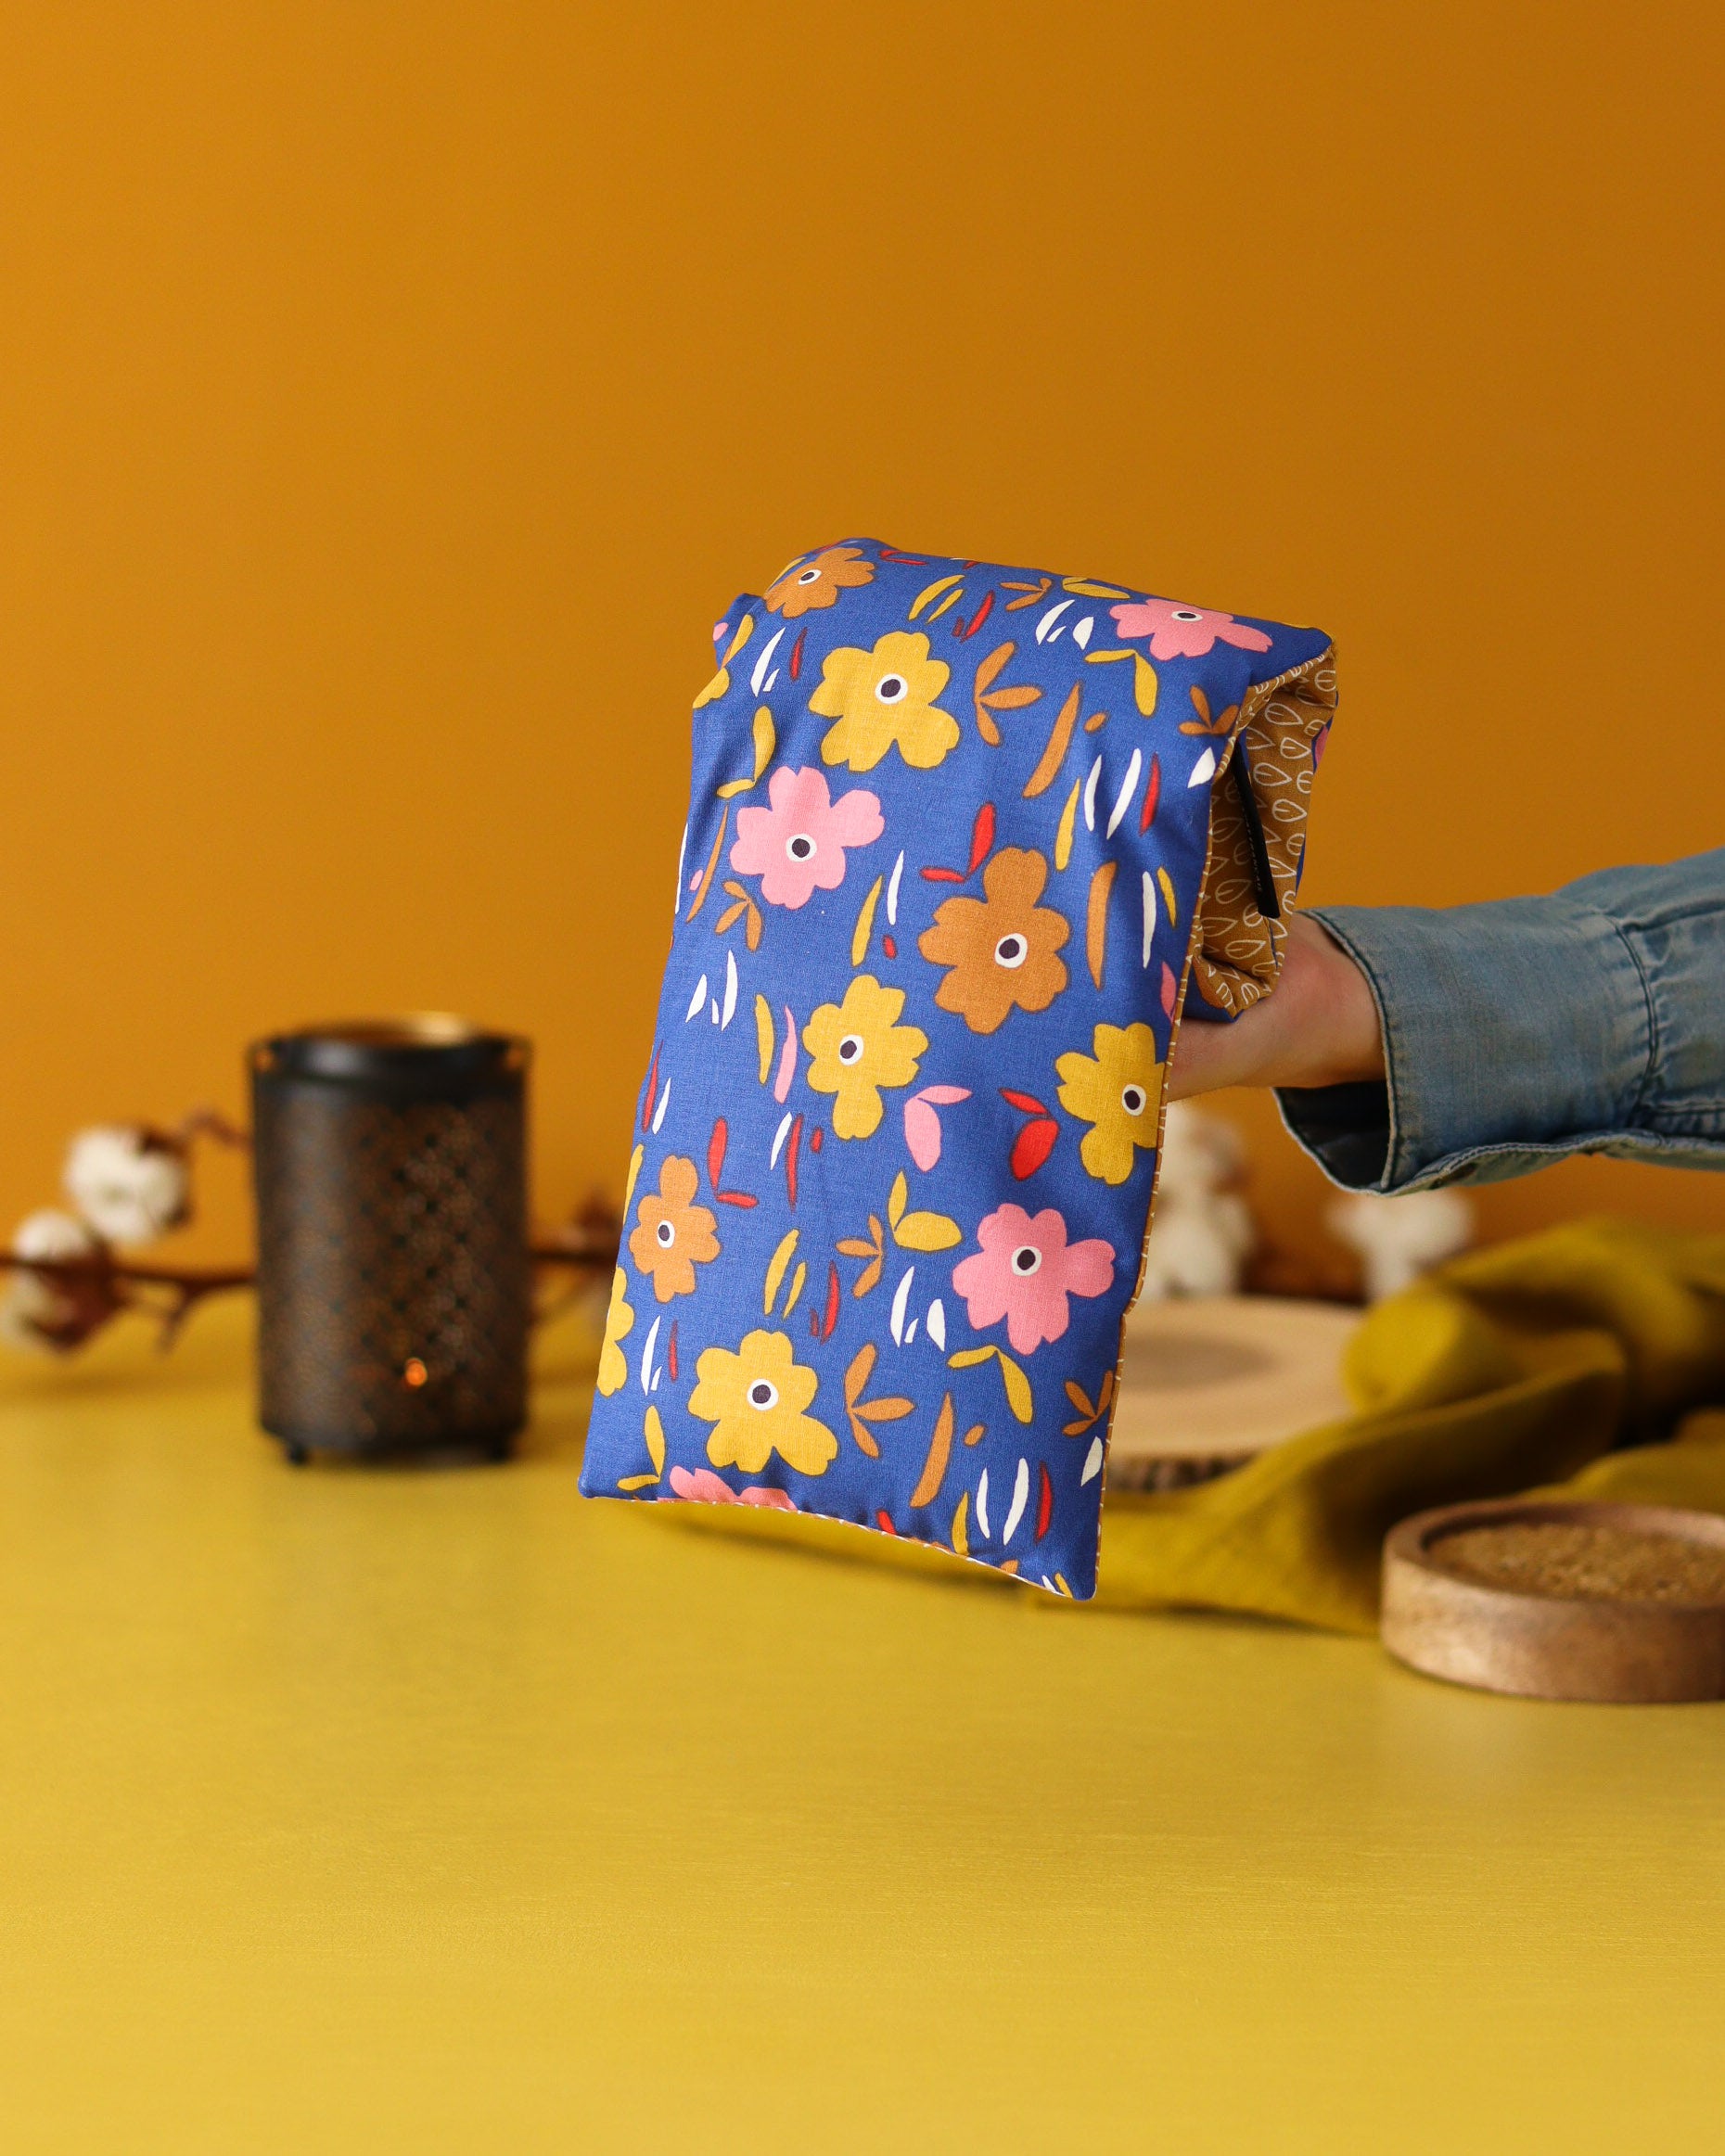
580,541,1335,1598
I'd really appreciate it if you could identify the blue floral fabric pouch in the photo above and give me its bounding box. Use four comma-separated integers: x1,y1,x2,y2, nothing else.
581,542,1335,1598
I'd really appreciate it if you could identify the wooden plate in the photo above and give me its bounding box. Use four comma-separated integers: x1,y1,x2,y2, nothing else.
1106,1295,1361,1492
1382,1499,1725,1703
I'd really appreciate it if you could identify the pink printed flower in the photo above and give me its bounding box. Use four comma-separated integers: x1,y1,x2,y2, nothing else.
729,766,884,910
1109,598,1272,661
951,1203,1115,1356
661,1465,798,1509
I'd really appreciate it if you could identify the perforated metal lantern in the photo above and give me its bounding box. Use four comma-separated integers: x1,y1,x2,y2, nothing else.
250,1018,530,1461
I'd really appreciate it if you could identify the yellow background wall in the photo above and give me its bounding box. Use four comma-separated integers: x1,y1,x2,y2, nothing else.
3,2,1720,1270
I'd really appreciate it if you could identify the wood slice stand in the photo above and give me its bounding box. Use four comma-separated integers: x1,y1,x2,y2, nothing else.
1107,1295,1361,1492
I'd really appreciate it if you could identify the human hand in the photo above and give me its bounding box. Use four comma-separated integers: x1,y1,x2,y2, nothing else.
1168,912,1385,1100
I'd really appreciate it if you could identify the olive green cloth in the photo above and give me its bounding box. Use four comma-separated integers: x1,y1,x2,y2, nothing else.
1098,1219,1725,1631
654,1220,1725,1633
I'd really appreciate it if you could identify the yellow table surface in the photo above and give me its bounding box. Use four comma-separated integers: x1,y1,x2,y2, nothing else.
3,1299,1723,2154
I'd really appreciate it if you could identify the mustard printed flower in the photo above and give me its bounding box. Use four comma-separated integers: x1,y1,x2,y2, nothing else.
689,1328,838,1475
1055,1022,1166,1184
628,1155,721,1303
917,848,1069,1035
765,544,875,619
811,630,959,772
729,765,884,909
802,974,928,1140
596,1267,635,1397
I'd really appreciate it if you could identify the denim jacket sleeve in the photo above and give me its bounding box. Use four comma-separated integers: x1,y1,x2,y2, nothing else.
1274,848,1725,1192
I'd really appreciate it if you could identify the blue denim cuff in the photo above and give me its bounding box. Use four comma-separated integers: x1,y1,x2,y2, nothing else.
1274,862,1725,1191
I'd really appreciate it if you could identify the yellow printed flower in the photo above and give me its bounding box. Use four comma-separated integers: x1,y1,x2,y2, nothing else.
1054,1022,1166,1184
802,974,928,1140
811,630,959,772
690,1329,838,1475
596,1267,634,1397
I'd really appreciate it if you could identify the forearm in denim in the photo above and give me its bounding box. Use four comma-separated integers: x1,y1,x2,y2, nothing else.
1274,849,1725,1191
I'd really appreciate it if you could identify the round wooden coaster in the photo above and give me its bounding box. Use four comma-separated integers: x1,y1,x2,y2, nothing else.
1106,1295,1361,1492
1382,1498,1725,1703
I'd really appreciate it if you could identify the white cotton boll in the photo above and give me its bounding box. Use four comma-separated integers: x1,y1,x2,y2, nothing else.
1330,1189,1474,1304
1,1210,99,1347
64,1126,188,1246
12,1208,99,1263
1139,1103,1257,1299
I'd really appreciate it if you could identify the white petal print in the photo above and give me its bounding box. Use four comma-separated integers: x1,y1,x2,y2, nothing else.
639,1316,660,1396
926,1297,947,1351
1034,598,1074,644
976,1468,991,1539
1083,754,1104,833
651,1078,671,1133
903,1319,918,1346
721,950,737,1028
1081,1436,1104,1484
684,975,709,1023
1003,1457,1030,1543
886,848,904,926
1071,614,1093,650
769,1110,794,1167
1106,748,1142,838
1142,873,1155,968
1188,746,1217,788
749,626,785,697
889,1266,915,1346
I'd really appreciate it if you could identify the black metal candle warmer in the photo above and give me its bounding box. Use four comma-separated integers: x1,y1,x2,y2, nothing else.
250,1018,530,1463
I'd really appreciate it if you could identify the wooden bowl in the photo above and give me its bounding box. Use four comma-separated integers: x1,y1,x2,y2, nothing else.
1107,1295,1361,1491
1382,1499,1725,1703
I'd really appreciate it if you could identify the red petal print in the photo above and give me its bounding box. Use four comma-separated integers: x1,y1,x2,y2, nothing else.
1010,1116,1059,1180
875,1510,898,1535
921,865,965,883
1140,753,1161,833
786,1114,803,1207
966,801,996,875
882,934,897,959
810,1127,824,1153
789,627,806,680
999,1088,1050,1117
641,1044,661,1133
1035,1463,1054,1541
1160,961,1178,1018
809,1308,820,1337
878,548,929,564
667,1323,679,1382
822,1262,840,1340
707,1117,727,1191
959,589,995,639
